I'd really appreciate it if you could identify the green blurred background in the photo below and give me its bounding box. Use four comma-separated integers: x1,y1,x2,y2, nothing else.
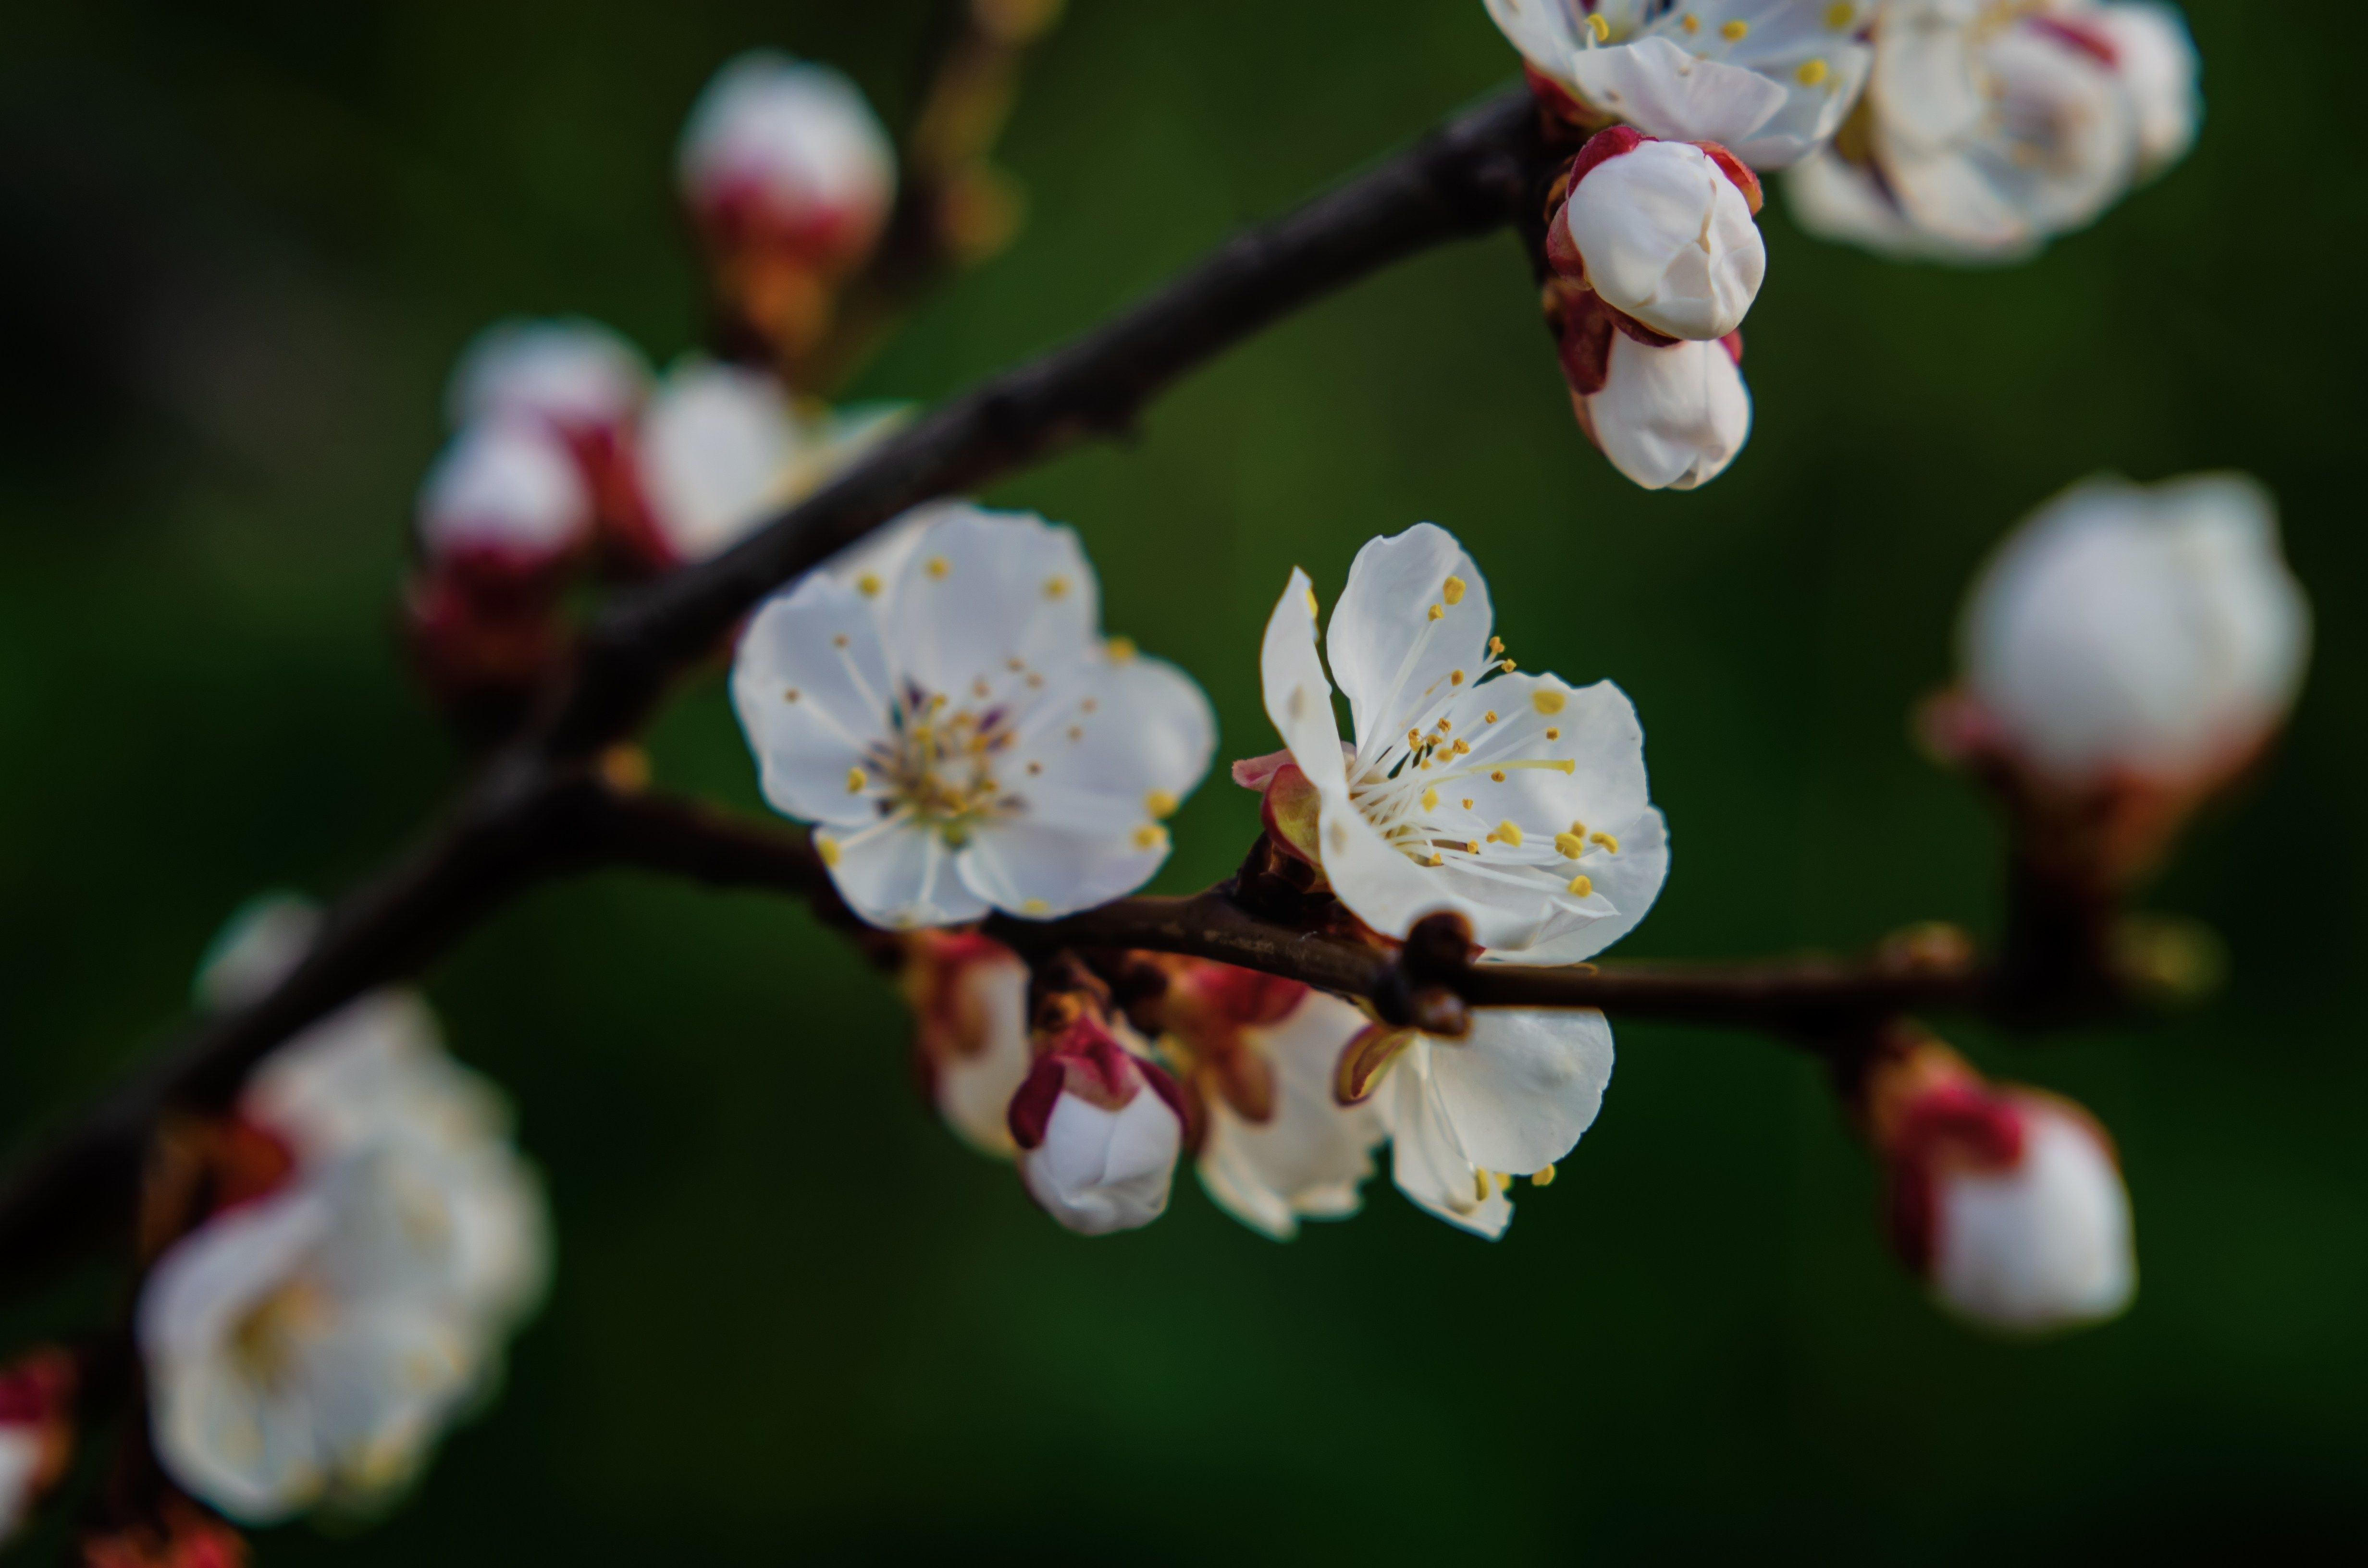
1,0,2359,1559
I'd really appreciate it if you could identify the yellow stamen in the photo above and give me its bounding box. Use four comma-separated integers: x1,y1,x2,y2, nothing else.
1534,1163,1558,1187
1146,790,1179,819
1106,636,1137,662
1489,637,1505,656
1426,852,1444,867
1134,823,1168,850
1533,687,1566,716
783,687,800,703
1500,659,1518,673
855,573,881,598
846,767,867,794
1465,840,1480,855
1495,820,1523,847
926,556,950,579
1587,12,1610,41
1484,710,1499,724
1461,797,1474,810
1545,727,1561,740
1722,19,1749,41
1555,832,1585,858
1682,14,1701,35
1797,58,1828,86
1022,898,1050,915
1451,670,1467,686
1591,831,1620,853
1825,2,1855,26
1452,739,1471,756
832,634,850,649
1421,787,1439,811
1443,575,1467,605
1474,1169,1491,1201
1568,874,1592,897
1045,575,1069,599
1427,603,1445,622
1490,769,1506,783
816,834,841,868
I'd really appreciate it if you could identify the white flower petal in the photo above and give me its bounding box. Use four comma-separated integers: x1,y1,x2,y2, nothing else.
445,317,649,433
731,573,896,827
639,359,802,561
827,819,989,929
957,820,1167,921
1567,36,1792,152
1426,1009,1614,1176
1260,568,1348,794
1933,1098,2136,1332
1019,1091,1182,1236
1483,0,1585,78
1196,992,1384,1240
1008,654,1216,835
884,506,1101,699
1585,332,1751,491
1326,524,1494,757
1381,1041,1511,1240
677,51,896,244
1565,141,1765,342
2092,2,2200,179
931,952,1033,1157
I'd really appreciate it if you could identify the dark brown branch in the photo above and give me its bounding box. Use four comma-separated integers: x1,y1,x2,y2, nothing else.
0,88,1558,1299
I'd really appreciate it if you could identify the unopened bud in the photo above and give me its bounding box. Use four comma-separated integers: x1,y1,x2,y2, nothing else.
902,933,1033,1157
416,419,593,582
1867,1043,2135,1334
1552,132,1765,342
0,1348,75,1546
1008,1016,1184,1235
1559,285,1752,491
445,317,649,440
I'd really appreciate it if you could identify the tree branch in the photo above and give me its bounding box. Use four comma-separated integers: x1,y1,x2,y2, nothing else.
0,87,1558,1298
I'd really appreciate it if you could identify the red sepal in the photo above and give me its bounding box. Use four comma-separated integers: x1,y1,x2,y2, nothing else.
1692,140,1764,215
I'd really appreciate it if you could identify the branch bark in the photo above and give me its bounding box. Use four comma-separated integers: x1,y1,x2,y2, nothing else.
0,87,1558,1298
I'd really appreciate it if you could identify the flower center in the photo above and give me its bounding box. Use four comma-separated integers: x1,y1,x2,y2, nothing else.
865,686,1020,847
230,1276,333,1393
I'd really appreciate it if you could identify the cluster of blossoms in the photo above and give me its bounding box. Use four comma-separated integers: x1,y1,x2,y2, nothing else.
134,898,548,1532
405,53,905,723
1486,1,2199,488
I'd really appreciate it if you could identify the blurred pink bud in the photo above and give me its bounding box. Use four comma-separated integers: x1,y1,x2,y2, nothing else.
1550,129,1765,341
678,52,897,276
445,318,650,441
80,1499,248,1568
0,1348,75,1546
1008,1016,1185,1236
401,567,567,704
416,419,594,583
1868,1043,2135,1334
903,932,1033,1157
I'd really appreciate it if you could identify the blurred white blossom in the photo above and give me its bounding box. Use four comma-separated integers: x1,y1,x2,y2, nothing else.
0,1351,72,1547
1251,523,1666,959
445,317,651,441
903,932,1036,1156
1788,0,2199,261
1959,474,2309,787
678,51,898,274
415,418,593,572
1009,1013,1184,1236
1489,0,1875,168
732,503,1216,929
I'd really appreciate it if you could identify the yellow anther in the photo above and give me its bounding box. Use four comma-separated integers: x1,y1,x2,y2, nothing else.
1443,575,1468,606
1452,739,1471,756
1026,760,1043,776
1484,710,1499,725
1023,898,1050,915
1587,12,1610,41
1490,769,1507,783
783,687,801,703
1451,669,1467,686
1553,760,1575,774
816,834,841,868
1567,875,1592,897
1545,727,1561,741
1591,831,1620,853
1025,672,1045,689
1146,789,1179,819
1421,787,1440,812
1682,13,1701,34
1427,603,1445,622
1067,724,1084,741
1045,575,1070,599
1461,797,1474,810
1722,19,1749,41
1106,636,1137,662
1473,1169,1491,1202
1305,586,1320,617
1008,657,1026,672
1797,58,1828,86
1134,823,1169,851
1534,1163,1558,1187
833,633,850,649
846,767,868,794
1825,2,1855,26
1532,688,1567,716
1409,728,1423,747
1426,852,1444,867
856,573,881,598
1555,832,1586,858
926,556,951,579
1489,637,1505,656
1438,718,1453,733
1465,840,1481,855
1569,819,1587,837
1500,659,1518,673
1495,820,1524,848
972,678,991,698
1082,698,1098,714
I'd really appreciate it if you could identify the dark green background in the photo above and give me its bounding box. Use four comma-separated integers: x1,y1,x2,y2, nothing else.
1,1,2358,1560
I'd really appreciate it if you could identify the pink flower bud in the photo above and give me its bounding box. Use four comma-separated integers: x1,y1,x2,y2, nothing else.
1869,1045,2135,1334
416,419,593,583
445,318,649,442
902,933,1033,1157
1552,130,1766,342
1008,1017,1185,1236
0,1348,74,1546
677,52,897,277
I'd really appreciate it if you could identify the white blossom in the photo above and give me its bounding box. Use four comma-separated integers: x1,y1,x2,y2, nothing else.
636,357,902,563
733,503,1217,930
1927,1093,2136,1331
1579,330,1752,490
0,1353,70,1547
415,418,592,567
1488,0,1875,168
1557,134,1766,340
677,51,897,270
1961,473,2310,786
0,1433,36,1546
1787,0,2196,262
903,932,1036,1157
1369,1009,1615,1239
1155,977,1384,1241
444,317,649,438
1255,523,1667,958
1010,1017,1184,1236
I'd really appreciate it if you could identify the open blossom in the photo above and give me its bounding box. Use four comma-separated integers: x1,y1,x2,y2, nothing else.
1866,1040,2134,1332
903,931,1034,1156
732,503,1217,930
1788,0,2199,261
1957,474,2309,790
140,898,550,1524
1547,126,1767,342
1008,1011,1186,1236
1489,0,1875,169
1251,523,1666,958
1135,961,1384,1241
1344,1008,1616,1238
636,357,903,564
